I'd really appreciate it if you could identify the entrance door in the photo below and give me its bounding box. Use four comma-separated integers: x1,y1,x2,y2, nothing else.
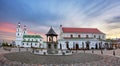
95,43,98,49
60,43,62,49
82,42,84,49
66,41,69,49
76,44,79,50
86,41,90,50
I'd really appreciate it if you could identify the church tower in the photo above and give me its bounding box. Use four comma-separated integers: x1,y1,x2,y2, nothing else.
59,25,63,39
23,25,27,35
15,22,23,47
46,27,58,54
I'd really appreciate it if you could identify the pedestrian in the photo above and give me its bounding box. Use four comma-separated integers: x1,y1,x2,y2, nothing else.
101,50,103,54
19,47,20,52
92,50,94,54
113,50,115,56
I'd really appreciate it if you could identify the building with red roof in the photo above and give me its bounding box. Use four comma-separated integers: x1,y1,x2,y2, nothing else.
58,25,106,50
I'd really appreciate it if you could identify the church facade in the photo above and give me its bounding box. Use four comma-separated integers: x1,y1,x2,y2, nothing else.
15,23,106,50
58,25,106,50
15,23,43,48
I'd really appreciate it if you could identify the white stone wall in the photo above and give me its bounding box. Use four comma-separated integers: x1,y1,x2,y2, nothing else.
62,33,105,40
58,40,105,49
58,29,106,50
22,38,43,48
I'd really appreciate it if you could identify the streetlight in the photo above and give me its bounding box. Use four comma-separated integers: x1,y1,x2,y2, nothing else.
113,46,115,56
100,42,103,54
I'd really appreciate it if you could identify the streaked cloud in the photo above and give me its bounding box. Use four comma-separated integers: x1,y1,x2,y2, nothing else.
0,0,120,42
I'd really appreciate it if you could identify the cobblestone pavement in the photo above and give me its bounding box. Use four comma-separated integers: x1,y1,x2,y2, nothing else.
0,48,120,66
0,52,120,66
75,49,120,57
4,52,103,64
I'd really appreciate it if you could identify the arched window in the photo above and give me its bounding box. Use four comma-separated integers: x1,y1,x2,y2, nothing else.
70,34,73,38
78,35,80,38
99,36,101,39
102,36,104,39
66,41,69,49
94,35,96,38
22,43,24,45
86,35,89,38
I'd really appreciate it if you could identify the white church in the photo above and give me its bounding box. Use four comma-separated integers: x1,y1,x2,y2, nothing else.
15,23,106,50
15,23,44,48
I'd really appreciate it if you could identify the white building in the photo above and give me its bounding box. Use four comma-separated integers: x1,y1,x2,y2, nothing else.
58,25,106,50
15,22,43,48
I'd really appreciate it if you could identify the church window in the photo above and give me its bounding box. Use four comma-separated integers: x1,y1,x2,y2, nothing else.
94,35,96,38
78,35,80,38
102,36,104,38
99,36,101,39
31,43,32,47
70,34,73,38
18,33,19,36
86,35,89,38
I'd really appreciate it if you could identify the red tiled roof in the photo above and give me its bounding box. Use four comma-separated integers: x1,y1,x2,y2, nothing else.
62,27,104,34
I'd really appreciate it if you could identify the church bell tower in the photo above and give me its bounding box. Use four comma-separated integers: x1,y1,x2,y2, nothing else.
23,25,27,35
15,22,23,47
46,27,58,54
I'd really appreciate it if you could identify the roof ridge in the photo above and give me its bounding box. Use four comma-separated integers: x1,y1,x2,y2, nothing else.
62,27,98,29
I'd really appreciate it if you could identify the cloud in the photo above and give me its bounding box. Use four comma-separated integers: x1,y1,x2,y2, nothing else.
46,0,120,38
1,0,120,42
0,22,16,33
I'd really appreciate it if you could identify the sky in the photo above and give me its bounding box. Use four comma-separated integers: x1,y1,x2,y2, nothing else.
0,0,120,43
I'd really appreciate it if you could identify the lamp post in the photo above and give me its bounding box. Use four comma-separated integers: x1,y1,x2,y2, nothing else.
101,42,103,54
92,49,94,54
82,42,85,53
113,50,115,56
18,45,20,52
26,47,28,52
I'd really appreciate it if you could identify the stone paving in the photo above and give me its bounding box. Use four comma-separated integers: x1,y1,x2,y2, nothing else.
0,48,120,66
4,52,103,64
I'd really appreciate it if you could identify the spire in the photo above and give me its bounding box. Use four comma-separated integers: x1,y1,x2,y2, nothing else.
23,25,26,30
46,26,58,36
18,22,21,28
23,25,27,35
